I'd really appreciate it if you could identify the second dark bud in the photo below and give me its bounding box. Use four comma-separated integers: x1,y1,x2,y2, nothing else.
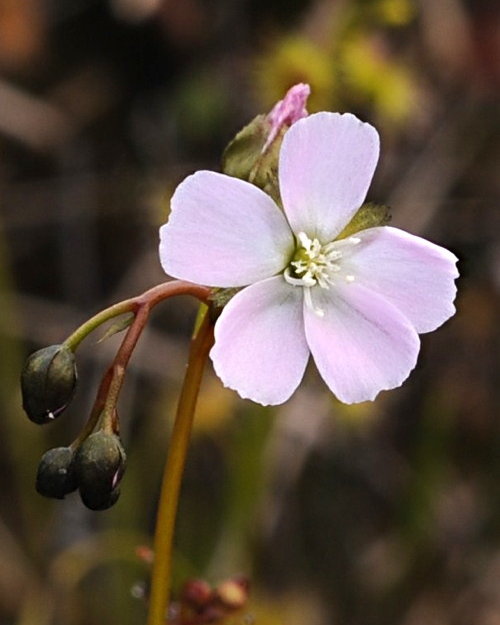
36,446,78,499
74,431,126,511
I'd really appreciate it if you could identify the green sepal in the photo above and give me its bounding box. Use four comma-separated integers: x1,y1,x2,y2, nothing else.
97,313,134,344
208,287,242,312
221,115,269,180
336,202,391,240
221,115,283,205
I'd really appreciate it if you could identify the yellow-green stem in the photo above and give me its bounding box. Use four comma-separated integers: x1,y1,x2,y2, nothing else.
146,312,215,625
64,280,211,351
64,298,137,351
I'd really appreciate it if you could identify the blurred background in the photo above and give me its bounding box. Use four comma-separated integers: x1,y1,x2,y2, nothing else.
0,0,499,623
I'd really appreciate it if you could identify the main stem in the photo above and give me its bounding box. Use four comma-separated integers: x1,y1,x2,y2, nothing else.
146,311,215,625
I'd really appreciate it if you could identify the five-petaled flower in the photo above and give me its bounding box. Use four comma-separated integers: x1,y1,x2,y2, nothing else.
159,112,458,405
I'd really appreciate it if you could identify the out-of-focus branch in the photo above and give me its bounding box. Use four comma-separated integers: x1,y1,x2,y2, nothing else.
0,79,72,150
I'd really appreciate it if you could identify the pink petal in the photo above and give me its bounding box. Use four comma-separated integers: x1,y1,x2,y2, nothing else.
160,171,294,287
304,283,420,404
210,277,310,406
263,83,310,151
347,227,459,333
279,112,380,243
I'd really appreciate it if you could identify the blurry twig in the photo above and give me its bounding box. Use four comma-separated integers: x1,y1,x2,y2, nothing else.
0,516,38,617
0,79,72,150
0,67,119,152
388,95,493,235
16,583,55,625
56,142,100,308
418,0,472,79
259,389,331,537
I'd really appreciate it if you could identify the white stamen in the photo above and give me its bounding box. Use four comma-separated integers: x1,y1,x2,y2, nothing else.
284,267,310,286
297,231,312,249
284,232,360,315
304,287,324,317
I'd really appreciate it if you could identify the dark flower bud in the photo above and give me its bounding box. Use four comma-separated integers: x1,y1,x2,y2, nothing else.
36,446,78,499
74,431,126,511
21,344,77,424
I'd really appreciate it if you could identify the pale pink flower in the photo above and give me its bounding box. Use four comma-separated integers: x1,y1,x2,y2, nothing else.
159,112,458,405
262,83,310,151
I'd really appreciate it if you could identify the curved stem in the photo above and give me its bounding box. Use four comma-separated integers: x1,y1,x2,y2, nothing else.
100,303,151,434
146,311,215,625
64,281,211,351
71,304,152,448
64,299,137,351
68,280,211,448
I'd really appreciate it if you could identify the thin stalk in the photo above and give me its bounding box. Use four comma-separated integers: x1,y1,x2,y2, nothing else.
71,304,151,447
146,312,215,625
64,281,210,351
68,280,211,447
100,304,151,434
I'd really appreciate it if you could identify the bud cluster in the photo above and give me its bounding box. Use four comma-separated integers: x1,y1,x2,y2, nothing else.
132,551,251,625
21,343,127,511
172,576,250,625
36,431,126,510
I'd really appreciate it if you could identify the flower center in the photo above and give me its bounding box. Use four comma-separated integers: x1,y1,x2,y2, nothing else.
284,232,361,317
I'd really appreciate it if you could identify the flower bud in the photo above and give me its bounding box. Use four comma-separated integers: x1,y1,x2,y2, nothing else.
263,83,310,151
36,446,78,499
21,344,77,424
74,431,126,511
221,84,310,202
215,578,249,610
180,579,213,609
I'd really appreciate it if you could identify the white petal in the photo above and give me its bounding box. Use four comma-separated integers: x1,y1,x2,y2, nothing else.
210,277,310,406
160,171,294,287
346,227,459,333
279,112,380,243
304,283,420,404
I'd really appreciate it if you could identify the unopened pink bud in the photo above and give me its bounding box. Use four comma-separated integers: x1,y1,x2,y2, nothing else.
263,83,311,151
